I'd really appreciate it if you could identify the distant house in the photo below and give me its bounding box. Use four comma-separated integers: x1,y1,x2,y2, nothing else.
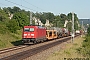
45,19,50,27
64,20,68,27
45,19,53,27
8,12,13,19
33,17,44,26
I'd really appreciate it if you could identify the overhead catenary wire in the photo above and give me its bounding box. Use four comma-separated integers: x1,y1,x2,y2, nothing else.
5,0,37,25
5,0,36,12
4,0,48,25
22,0,45,11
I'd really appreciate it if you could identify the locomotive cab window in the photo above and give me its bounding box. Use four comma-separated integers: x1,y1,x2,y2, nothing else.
29,28,34,32
24,28,34,32
24,28,29,32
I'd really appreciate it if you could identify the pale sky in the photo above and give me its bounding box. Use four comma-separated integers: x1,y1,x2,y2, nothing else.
0,0,90,19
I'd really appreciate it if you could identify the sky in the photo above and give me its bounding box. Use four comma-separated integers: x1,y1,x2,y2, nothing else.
0,0,90,19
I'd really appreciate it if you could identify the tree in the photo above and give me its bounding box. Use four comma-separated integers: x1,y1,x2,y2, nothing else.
60,14,67,20
3,7,9,14
13,12,29,28
59,14,67,26
67,13,72,21
67,13,79,30
0,9,9,21
66,22,72,32
6,20,19,33
87,25,90,36
34,12,55,24
53,15,61,27
12,6,21,13
7,7,13,13
7,6,21,13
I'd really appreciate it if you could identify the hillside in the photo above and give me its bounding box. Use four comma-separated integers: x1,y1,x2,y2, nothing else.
0,32,22,49
0,6,80,49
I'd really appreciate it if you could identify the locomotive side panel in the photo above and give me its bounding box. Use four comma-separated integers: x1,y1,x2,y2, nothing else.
36,26,47,42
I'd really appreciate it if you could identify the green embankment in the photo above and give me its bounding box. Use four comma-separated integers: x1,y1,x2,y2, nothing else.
0,23,22,49
77,35,90,58
46,35,88,60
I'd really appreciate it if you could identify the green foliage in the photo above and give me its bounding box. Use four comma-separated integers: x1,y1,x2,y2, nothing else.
80,36,90,57
60,14,67,21
0,6,30,33
0,30,22,49
0,22,9,34
6,20,19,33
13,12,29,28
67,12,78,21
3,7,9,14
67,13,79,31
67,13,72,21
34,12,55,24
6,6,21,13
0,6,80,34
87,25,90,36
74,21,79,30
66,22,72,31
0,40,6,49
0,9,9,21
77,26,90,57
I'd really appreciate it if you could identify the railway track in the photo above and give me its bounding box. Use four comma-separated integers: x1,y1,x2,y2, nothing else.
0,35,79,60
0,45,29,54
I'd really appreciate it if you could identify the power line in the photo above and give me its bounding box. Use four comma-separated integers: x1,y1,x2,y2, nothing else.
22,0,45,11
5,0,36,11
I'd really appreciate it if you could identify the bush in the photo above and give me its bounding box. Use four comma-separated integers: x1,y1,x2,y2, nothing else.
0,22,9,34
77,26,90,57
6,20,19,33
77,35,90,57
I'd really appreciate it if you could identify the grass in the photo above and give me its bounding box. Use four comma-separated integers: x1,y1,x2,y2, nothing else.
0,22,23,49
46,35,87,60
0,30,22,49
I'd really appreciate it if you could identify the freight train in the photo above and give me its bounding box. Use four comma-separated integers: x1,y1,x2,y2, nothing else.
22,25,71,44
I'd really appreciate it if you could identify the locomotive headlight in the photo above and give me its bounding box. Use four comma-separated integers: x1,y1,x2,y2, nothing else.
31,34,34,36
24,34,27,36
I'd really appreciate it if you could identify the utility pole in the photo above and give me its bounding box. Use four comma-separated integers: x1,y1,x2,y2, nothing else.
81,21,83,37
82,21,83,29
71,12,74,43
30,11,32,25
37,19,39,25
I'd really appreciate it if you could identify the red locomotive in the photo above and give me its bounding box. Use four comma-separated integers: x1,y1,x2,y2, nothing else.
22,25,47,44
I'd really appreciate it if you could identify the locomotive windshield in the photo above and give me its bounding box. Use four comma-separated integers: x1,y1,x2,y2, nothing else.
24,28,34,32
30,28,34,32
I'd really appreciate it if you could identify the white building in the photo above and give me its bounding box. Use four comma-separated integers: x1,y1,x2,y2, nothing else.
64,20,68,27
33,17,44,26
45,19,52,27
